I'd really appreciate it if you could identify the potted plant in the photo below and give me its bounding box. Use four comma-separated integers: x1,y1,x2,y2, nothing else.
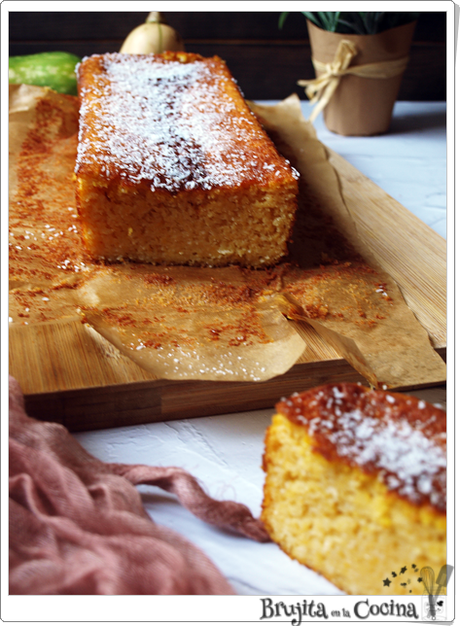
280,12,419,136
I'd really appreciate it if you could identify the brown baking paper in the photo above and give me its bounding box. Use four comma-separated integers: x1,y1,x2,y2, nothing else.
9,84,445,389
78,265,305,382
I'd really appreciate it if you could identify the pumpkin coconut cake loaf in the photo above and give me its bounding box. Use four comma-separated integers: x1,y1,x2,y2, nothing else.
75,52,299,267
262,383,447,596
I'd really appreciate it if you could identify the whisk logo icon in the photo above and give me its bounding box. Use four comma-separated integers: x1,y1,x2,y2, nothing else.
420,564,453,620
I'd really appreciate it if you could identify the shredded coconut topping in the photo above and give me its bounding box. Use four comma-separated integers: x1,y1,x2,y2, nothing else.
75,53,296,193
279,384,446,511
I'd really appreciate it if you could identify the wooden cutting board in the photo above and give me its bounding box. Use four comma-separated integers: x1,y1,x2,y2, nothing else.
9,148,446,431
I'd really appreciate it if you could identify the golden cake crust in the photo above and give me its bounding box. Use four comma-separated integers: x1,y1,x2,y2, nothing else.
74,52,299,267
75,52,297,193
275,383,446,513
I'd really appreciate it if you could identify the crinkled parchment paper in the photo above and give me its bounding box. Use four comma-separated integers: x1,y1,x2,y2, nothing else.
9,85,445,388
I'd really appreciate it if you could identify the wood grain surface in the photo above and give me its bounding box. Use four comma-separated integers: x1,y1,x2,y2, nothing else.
326,149,446,349
9,147,446,431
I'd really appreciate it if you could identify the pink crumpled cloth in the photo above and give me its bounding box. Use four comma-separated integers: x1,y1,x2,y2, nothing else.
9,376,269,594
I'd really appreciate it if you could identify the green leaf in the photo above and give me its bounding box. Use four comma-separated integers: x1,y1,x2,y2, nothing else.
302,12,322,29
296,11,420,34
278,12,289,29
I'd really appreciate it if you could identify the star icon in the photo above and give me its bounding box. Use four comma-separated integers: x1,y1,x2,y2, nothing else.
383,578,392,587
392,571,397,577
418,577,423,583
400,566,407,574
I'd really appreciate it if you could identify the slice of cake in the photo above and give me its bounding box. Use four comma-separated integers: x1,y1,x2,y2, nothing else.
75,52,299,267
262,383,447,595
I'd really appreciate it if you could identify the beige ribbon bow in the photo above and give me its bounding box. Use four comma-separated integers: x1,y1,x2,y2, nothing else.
298,39,410,122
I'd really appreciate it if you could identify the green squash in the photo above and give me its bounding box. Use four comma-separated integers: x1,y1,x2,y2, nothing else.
9,51,82,95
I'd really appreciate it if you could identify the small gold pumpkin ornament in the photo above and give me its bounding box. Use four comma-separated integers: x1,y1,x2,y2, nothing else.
120,12,185,54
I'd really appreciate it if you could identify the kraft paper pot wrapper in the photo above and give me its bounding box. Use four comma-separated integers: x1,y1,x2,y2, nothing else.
306,20,416,136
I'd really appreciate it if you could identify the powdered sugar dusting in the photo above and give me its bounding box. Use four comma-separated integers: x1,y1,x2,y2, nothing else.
318,410,445,510
279,384,446,511
75,53,297,192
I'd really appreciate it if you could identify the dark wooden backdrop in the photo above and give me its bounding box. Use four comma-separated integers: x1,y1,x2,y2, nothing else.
9,11,446,101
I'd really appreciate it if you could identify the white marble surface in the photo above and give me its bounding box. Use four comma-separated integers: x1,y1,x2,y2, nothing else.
74,102,447,597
